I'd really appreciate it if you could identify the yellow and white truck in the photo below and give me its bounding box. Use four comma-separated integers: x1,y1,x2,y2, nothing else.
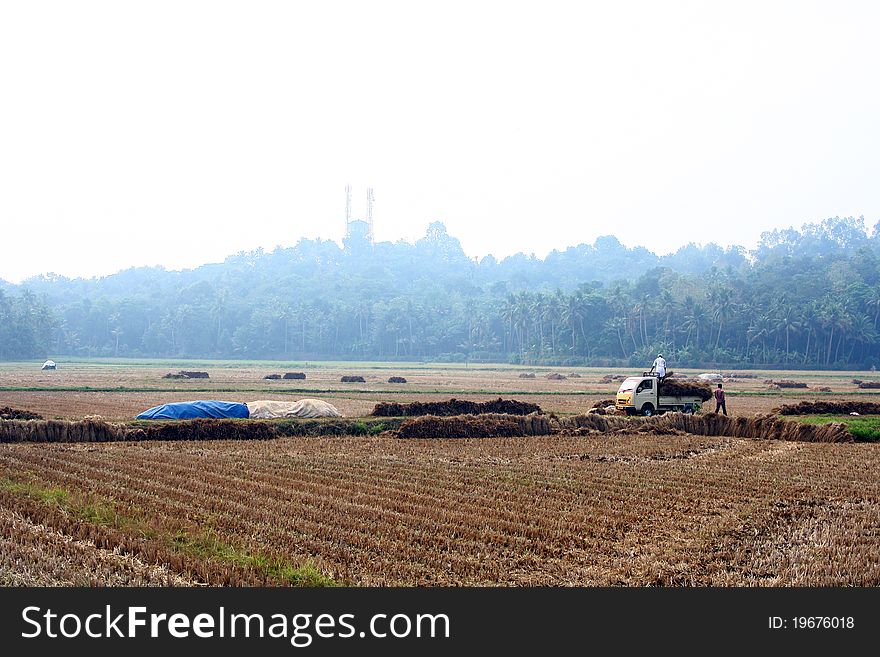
615,374,706,416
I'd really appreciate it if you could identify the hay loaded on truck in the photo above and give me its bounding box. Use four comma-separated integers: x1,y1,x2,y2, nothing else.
616,374,712,416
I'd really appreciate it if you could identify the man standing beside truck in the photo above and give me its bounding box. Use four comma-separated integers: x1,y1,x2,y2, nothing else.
714,383,727,415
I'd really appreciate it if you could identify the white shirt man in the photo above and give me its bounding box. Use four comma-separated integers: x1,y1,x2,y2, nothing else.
652,354,666,378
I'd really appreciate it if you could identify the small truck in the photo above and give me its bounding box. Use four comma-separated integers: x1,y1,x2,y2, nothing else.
615,373,703,416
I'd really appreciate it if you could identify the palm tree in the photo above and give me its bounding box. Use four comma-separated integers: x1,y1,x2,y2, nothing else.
774,303,802,363
709,286,734,350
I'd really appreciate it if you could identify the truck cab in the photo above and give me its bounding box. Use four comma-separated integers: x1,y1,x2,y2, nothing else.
616,375,701,416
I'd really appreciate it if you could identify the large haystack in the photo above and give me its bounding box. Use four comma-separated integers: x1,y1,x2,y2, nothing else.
371,398,542,417
777,400,880,415
393,413,551,439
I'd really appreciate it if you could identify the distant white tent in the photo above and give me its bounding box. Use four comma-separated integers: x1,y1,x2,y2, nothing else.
41,360,56,370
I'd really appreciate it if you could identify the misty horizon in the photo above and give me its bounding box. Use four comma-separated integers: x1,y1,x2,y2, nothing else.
2,213,873,286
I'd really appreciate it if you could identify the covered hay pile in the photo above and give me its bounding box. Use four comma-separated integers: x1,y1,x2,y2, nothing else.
341,375,366,383
554,412,851,443
858,381,880,389
658,380,713,401
546,373,566,380
0,406,43,421
767,379,808,389
264,374,282,380
393,413,551,439
370,397,542,417
283,372,306,380
388,376,407,383
777,400,880,415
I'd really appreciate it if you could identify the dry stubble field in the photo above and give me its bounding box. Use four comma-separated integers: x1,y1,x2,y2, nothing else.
1,360,879,586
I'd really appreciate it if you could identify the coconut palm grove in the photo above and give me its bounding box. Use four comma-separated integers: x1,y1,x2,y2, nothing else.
2,216,880,369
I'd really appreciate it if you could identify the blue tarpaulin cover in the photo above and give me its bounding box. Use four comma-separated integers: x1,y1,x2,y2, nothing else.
135,400,250,420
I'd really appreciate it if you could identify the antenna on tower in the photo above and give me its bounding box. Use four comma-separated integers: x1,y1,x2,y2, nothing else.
344,184,352,238
366,187,374,243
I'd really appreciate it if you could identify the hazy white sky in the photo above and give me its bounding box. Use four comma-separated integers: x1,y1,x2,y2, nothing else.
1,1,878,283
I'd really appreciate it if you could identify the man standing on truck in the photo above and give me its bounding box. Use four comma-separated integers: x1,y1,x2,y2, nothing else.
649,353,667,381
714,383,727,415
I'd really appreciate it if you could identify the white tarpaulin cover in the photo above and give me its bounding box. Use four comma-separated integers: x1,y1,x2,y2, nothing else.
246,399,343,419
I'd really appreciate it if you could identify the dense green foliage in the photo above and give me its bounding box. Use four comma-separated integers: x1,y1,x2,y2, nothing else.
5,216,880,368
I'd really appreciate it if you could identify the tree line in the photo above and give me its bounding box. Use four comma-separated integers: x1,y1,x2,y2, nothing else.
4,216,880,369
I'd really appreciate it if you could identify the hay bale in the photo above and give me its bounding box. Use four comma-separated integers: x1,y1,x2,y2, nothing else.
388,376,407,383
777,400,880,415
341,375,366,383
140,419,272,441
370,398,542,417
264,374,282,380
178,371,209,379
852,379,863,385
768,379,808,389
816,386,832,392
546,373,567,380
0,407,43,421
658,380,713,401
518,373,536,379
283,372,306,380
163,373,189,379
591,399,617,410
568,373,582,378
395,413,549,439
858,381,880,389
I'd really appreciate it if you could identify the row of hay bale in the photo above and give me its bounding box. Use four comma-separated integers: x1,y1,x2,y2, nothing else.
370,398,542,417
554,412,851,443
0,411,851,444
0,418,274,443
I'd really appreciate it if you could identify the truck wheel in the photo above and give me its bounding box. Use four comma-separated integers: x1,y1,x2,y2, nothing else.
641,403,655,417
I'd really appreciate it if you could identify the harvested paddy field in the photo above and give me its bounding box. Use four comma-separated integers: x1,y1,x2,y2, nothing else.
0,435,877,586
1,360,879,586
